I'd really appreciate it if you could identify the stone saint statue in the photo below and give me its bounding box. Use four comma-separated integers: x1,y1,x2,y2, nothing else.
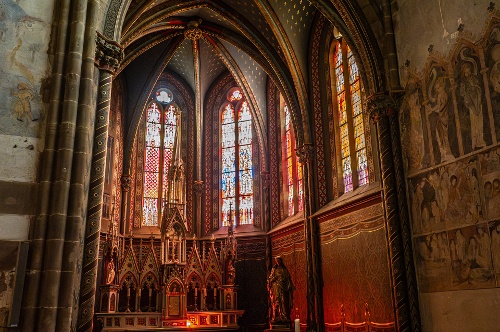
268,256,295,326
106,259,115,285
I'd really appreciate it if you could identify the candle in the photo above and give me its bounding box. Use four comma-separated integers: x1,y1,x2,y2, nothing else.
294,319,300,332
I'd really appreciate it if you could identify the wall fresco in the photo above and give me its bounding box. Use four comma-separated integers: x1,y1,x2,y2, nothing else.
0,0,53,137
402,16,500,294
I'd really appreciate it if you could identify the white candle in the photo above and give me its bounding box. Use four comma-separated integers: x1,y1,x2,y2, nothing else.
294,318,300,332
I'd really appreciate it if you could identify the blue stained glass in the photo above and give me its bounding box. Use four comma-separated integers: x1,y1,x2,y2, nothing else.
239,169,253,195
221,98,254,226
222,146,236,172
221,171,236,198
239,145,252,170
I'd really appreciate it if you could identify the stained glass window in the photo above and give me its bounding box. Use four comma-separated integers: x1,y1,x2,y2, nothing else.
221,91,254,227
331,39,369,193
142,101,178,226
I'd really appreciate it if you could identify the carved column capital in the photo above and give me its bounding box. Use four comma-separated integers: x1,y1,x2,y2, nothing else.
296,143,315,164
366,91,405,123
95,32,124,72
194,180,204,197
121,175,132,192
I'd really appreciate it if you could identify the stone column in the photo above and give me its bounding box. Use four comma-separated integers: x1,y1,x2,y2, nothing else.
296,144,324,332
22,0,94,330
366,93,421,332
77,33,123,332
194,180,204,238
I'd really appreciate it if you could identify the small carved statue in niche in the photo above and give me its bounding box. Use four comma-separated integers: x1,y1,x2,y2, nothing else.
268,256,295,326
106,259,116,285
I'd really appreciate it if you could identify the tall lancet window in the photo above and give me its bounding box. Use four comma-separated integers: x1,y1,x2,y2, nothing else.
282,101,303,217
142,89,178,226
221,88,254,226
331,38,368,193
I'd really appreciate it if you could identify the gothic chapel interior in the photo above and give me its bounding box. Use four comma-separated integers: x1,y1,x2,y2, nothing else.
1,0,500,331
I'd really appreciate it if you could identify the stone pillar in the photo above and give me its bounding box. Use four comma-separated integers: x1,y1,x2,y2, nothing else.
22,1,96,330
194,180,204,238
77,33,123,332
366,93,421,332
296,144,323,332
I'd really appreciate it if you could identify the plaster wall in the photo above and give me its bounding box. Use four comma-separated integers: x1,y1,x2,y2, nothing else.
393,0,492,84
419,288,500,331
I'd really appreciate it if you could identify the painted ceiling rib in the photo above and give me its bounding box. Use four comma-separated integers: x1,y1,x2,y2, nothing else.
254,0,310,143
203,34,268,169
191,36,203,181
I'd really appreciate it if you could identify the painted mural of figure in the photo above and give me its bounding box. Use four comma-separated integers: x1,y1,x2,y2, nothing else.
446,175,468,221
268,256,295,326
468,168,481,218
475,227,491,269
489,179,500,217
491,224,500,274
484,181,493,218
12,82,37,122
460,63,486,150
489,44,500,93
427,76,454,163
407,88,424,169
419,177,437,227
455,229,467,262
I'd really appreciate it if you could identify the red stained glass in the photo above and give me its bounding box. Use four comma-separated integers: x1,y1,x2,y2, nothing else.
142,102,178,226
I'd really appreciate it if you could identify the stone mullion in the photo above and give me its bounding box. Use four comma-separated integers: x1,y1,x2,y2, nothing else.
77,69,112,332
388,99,422,332
36,0,90,329
367,94,412,332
